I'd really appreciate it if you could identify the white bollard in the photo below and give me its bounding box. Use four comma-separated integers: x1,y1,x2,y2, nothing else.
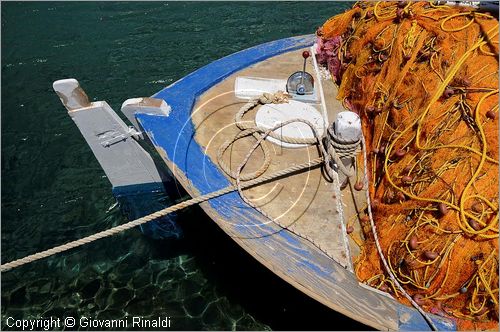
334,111,362,142
333,111,362,189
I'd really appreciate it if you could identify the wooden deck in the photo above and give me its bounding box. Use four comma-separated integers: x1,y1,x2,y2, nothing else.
191,47,366,271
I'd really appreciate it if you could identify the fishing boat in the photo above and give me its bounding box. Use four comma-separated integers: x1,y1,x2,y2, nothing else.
37,1,499,330
48,40,444,331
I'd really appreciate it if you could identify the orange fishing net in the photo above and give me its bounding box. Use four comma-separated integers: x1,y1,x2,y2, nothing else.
317,1,498,330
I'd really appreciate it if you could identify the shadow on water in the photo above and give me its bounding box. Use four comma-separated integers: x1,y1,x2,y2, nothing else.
173,206,371,331
1,203,370,331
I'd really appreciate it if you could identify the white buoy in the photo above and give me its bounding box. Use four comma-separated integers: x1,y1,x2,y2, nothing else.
255,100,325,148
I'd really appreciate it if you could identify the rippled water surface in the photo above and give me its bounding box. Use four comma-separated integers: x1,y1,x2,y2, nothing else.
1,1,369,330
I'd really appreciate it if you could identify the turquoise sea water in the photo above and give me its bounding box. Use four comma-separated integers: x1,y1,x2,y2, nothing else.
1,1,369,330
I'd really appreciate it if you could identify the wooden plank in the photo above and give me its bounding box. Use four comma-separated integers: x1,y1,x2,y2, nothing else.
191,48,356,269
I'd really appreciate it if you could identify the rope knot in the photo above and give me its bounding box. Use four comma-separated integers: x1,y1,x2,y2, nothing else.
322,125,361,179
259,91,290,104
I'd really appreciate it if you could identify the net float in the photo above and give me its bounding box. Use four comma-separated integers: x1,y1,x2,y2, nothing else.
424,251,439,260
438,202,448,216
409,236,418,250
346,225,354,234
394,149,406,158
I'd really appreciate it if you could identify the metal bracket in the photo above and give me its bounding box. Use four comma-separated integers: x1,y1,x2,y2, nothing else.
121,97,171,140
99,127,142,147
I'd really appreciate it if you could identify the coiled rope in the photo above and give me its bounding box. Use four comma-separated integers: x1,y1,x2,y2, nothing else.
217,91,360,181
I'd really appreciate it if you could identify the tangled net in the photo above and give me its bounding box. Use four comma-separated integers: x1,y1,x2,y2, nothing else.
316,1,498,330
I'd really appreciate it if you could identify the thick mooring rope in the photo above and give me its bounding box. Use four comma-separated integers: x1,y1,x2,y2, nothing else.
1,90,436,330
0,157,323,272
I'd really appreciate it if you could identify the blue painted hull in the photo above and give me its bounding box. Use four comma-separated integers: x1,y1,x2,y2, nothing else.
135,35,456,331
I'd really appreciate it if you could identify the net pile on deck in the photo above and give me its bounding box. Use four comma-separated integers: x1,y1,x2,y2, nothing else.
316,1,498,330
